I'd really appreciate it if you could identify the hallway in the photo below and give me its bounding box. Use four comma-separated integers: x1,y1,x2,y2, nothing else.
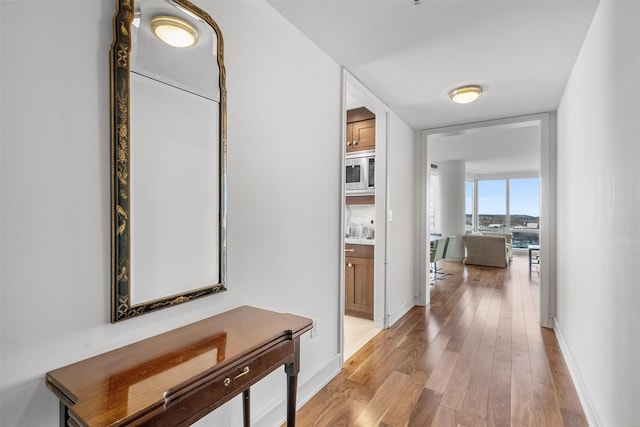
294,255,587,426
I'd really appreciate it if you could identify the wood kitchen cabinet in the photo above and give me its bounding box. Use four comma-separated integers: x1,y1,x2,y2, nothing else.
346,107,375,153
346,195,375,205
345,243,374,319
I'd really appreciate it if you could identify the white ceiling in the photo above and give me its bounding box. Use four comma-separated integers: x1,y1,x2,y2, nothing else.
429,123,541,175
266,0,599,130
266,0,599,173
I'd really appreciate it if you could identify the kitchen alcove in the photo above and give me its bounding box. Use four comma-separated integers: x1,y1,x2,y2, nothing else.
341,72,387,363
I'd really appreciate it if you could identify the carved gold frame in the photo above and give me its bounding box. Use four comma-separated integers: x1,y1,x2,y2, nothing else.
110,0,227,322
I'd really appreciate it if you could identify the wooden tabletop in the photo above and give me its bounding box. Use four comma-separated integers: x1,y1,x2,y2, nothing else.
46,306,312,426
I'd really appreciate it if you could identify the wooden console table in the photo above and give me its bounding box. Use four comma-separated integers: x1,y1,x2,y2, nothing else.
46,306,312,426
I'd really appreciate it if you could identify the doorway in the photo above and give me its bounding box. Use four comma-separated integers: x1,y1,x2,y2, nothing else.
340,70,388,363
418,113,556,328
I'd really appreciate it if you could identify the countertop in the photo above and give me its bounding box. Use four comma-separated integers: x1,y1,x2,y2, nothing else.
345,238,375,246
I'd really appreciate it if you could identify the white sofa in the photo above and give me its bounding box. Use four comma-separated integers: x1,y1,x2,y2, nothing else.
462,232,512,268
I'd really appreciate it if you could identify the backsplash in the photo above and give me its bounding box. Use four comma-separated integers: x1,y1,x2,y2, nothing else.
345,205,375,239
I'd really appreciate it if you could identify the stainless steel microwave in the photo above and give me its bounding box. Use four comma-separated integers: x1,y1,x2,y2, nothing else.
345,152,374,194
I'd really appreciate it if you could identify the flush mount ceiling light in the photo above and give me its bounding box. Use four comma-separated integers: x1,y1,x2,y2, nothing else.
449,85,483,104
151,16,198,48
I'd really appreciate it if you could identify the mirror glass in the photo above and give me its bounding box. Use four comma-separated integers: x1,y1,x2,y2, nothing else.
111,0,227,322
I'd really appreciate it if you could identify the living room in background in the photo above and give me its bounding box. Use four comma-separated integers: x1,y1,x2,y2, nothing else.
421,113,556,328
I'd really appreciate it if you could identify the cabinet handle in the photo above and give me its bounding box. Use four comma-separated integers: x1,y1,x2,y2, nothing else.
223,366,250,387
353,140,358,145
345,248,355,252
347,141,352,146
347,263,353,268
234,366,250,379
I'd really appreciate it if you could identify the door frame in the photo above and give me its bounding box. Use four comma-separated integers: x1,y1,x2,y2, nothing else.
340,69,390,365
418,113,556,328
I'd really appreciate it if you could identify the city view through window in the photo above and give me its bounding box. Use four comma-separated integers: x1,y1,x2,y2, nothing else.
466,178,540,249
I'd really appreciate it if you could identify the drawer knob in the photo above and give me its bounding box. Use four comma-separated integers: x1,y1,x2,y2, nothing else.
223,367,250,387
353,140,358,145
348,263,353,268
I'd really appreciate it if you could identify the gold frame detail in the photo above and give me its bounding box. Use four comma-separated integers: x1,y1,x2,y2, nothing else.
110,0,227,322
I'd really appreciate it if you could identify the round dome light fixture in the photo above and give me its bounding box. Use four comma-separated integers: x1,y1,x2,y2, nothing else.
151,16,198,48
449,85,483,104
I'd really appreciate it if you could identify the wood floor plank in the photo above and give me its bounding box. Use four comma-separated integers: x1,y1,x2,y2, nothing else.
380,370,428,427
352,370,410,426
408,388,443,427
440,336,481,411
292,256,588,427
494,314,512,364
560,407,589,427
458,343,495,426
532,380,564,427
413,331,451,374
481,301,501,347
348,359,396,403
542,331,587,418
431,405,459,427
293,378,365,427
311,400,366,427
510,363,535,427
487,359,511,427
425,350,459,394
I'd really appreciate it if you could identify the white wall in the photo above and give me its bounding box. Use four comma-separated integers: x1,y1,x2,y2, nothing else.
556,1,640,425
386,112,418,324
0,1,343,426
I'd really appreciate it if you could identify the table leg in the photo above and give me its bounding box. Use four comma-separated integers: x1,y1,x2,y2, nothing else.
284,337,301,426
242,389,250,427
59,401,69,427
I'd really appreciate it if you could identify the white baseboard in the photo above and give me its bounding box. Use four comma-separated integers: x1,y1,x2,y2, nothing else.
552,317,602,427
254,353,342,427
387,298,416,327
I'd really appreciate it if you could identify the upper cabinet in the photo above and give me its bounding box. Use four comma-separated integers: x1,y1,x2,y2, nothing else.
346,107,375,153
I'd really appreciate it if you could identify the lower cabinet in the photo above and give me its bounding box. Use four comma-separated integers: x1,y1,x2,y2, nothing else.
345,244,374,320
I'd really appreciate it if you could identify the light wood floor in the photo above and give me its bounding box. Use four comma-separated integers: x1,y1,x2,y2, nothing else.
293,255,587,427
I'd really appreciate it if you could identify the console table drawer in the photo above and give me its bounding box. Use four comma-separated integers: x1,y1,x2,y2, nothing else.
160,340,295,423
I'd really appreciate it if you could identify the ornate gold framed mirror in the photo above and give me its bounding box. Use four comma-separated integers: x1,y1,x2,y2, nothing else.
110,0,227,322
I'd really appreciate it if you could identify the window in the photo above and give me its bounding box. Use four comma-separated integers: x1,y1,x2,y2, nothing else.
429,172,439,233
478,180,506,230
509,178,540,248
469,177,540,249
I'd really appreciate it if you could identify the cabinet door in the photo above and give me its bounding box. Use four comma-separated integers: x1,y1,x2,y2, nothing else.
347,119,375,152
345,256,374,319
345,122,354,150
